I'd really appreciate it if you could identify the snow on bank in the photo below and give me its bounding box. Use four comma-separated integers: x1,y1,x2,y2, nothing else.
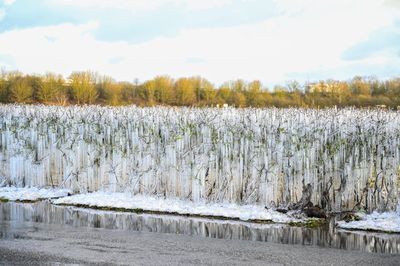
0,186,72,202
337,211,400,233
52,192,301,223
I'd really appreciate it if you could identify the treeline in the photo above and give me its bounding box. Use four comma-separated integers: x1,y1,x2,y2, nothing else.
0,70,399,108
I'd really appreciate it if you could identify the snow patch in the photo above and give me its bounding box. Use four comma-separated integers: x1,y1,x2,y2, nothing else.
0,186,72,201
52,191,302,223
337,210,400,233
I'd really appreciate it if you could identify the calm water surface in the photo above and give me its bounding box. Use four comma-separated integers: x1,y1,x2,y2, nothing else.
1,201,399,254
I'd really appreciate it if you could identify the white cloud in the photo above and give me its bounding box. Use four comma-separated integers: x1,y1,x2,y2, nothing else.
0,0,398,85
384,0,400,8
178,0,231,10
3,0,16,6
1,0,16,22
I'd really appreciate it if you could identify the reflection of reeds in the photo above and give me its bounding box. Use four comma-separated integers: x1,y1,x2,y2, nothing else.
0,105,399,212
2,202,400,253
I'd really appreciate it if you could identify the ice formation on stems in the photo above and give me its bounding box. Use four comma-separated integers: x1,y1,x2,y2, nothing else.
0,105,399,212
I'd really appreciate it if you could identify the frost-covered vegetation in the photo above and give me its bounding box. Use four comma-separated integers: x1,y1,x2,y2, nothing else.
0,105,399,212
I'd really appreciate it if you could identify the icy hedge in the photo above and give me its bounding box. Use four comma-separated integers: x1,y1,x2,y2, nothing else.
0,105,399,212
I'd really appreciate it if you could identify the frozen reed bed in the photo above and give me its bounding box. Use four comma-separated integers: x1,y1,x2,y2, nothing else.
0,105,399,212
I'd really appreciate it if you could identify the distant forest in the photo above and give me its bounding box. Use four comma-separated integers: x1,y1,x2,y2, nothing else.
0,70,399,108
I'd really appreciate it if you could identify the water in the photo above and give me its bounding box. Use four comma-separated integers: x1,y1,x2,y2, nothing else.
0,106,399,213
1,201,399,254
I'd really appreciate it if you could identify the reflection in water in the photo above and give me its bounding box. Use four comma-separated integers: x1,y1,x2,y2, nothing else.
1,202,400,254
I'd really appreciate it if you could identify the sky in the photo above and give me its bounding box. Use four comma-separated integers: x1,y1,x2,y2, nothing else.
0,0,399,86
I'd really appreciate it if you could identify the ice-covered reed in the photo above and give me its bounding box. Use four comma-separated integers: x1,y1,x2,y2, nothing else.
0,105,399,212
